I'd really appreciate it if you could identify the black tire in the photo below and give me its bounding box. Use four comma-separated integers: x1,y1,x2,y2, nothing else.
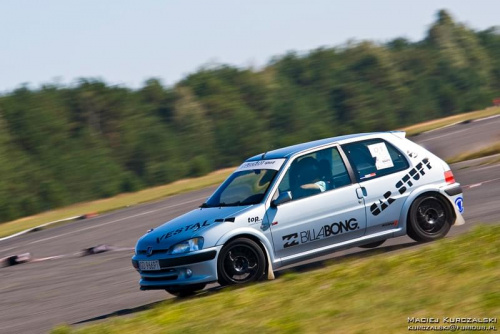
359,239,386,249
217,238,266,286
407,195,452,242
165,283,206,297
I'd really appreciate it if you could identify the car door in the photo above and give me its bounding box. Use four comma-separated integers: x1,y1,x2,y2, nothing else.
265,146,367,260
341,138,412,235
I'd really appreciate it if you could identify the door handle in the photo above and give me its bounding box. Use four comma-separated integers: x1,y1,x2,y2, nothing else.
356,187,367,199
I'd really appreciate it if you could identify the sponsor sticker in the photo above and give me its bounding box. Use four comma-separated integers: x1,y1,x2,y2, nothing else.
370,158,432,216
282,218,359,248
237,158,286,172
455,197,464,213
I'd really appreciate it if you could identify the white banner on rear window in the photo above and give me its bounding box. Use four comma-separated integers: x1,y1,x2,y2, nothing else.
367,142,394,170
237,158,286,172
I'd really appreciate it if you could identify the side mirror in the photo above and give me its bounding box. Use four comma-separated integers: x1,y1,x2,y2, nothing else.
271,191,292,207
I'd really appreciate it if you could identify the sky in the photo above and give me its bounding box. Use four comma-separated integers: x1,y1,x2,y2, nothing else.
1,0,499,93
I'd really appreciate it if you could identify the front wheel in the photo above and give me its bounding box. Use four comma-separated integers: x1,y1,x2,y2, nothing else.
217,238,266,286
407,195,452,242
165,283,206,297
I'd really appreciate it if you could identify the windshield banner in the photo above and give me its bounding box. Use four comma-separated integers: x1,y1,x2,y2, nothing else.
236,158,286,172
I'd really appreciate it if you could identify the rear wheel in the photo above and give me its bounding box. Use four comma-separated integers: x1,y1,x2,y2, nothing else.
217,238,266,286
165,283,206,297
407,195,451,242
359,239,386,249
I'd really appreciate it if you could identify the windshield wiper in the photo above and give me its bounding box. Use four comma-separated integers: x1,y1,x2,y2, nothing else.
224,201,244,206
201,201,246,208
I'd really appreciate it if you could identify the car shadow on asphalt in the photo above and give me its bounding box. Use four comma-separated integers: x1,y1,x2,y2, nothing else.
73,240,420,326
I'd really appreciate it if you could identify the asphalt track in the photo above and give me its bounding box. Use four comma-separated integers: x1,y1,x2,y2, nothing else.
412,113,500,160
1,116,499,334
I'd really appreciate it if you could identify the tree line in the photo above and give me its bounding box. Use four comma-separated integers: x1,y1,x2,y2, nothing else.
0,10,498,222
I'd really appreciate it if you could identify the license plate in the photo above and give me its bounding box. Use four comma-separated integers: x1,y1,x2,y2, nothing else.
139,260,160,271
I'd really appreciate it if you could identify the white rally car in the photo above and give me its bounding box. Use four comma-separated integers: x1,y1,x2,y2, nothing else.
132,132,464,296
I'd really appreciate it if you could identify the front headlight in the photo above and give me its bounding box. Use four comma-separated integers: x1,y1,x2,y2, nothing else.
169,237,204,255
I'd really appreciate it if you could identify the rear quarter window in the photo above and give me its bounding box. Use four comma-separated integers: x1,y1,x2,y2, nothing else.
342,139,409,182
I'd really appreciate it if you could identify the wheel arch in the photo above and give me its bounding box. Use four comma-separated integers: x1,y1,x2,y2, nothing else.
216,229,276,280
398,185,456,234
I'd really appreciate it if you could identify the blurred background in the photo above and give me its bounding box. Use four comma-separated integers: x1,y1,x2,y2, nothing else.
1,2,499,333
0,0,499,223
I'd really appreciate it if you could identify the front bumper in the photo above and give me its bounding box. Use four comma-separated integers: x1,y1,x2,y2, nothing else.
131,246,222,290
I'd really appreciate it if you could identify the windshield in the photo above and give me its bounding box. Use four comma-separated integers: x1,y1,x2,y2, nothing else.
203,169,279,207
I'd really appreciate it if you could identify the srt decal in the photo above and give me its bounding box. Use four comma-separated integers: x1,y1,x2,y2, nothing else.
395,158,432,194
369,191,395,216
370,158,432,216
282,218,358,248
156,220,214,244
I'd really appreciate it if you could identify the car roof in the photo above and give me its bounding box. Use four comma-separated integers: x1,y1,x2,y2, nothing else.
246,132,383,161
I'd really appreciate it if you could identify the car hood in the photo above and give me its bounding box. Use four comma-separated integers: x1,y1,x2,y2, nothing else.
135,205,254,251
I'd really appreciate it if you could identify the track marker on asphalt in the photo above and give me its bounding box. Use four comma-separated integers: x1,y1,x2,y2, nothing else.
26,196,207,246
2,246,135,268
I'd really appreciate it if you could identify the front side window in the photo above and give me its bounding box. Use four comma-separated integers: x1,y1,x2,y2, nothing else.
277,147,351,201
342,139,409,181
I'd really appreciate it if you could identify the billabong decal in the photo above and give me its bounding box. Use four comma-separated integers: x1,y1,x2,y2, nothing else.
282,218,358,248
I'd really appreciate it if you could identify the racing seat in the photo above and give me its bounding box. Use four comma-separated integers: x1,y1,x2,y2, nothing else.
318,159,333,190
347,147,377,180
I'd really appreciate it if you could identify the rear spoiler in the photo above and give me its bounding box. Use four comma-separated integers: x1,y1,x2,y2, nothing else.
389,131,406,139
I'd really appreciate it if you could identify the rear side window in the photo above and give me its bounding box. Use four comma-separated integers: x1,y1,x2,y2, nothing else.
342,139,409,182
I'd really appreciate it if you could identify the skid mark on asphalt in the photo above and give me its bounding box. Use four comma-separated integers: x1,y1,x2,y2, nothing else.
419,128,472,143
463,177,500,189
26,196,207,246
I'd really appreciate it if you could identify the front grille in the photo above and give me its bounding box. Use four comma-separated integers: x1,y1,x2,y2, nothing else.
141,268,177,274
142,275,178,282
137,249,169,256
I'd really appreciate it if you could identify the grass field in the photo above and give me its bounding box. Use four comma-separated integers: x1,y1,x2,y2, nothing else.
51,225,500,334
1,107,499,238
